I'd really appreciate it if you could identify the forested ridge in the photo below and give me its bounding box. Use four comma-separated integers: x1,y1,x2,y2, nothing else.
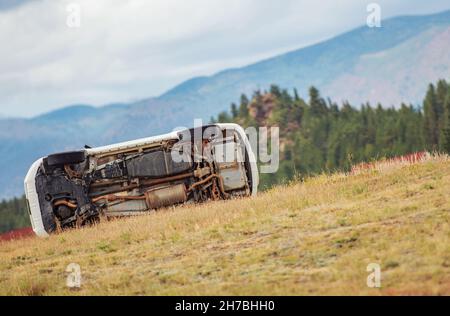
213,79,450,188
1,79,449,233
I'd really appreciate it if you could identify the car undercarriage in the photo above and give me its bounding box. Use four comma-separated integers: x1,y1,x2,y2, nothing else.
32,125,256,234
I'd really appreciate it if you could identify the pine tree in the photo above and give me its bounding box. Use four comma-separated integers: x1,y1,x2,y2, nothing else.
269,85,282,98
230,103,238,119
308,86,328,116
436,80,449,150
293,88,300,101
423,84,440,149
217,112,231,123
441,90,450,154
239,94,249,118
436,80,448,115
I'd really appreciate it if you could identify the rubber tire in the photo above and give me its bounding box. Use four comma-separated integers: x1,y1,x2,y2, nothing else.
47,150,86,166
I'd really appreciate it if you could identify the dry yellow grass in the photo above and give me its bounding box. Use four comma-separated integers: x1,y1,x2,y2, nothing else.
0,155,449,296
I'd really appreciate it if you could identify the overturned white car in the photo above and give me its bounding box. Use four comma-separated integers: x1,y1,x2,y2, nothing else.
24,123,258,237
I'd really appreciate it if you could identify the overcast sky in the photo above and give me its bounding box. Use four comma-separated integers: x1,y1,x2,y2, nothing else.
0,0,449,117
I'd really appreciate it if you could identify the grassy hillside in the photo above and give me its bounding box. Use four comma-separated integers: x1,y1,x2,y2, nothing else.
0,156,449,296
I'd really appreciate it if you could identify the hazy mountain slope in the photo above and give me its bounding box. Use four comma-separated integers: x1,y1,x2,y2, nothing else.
0,10,449,198
1,156,449,295
159,10,450,111
325,25,450,105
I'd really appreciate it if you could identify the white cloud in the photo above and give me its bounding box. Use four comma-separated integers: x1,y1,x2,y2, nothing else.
0,0,449,117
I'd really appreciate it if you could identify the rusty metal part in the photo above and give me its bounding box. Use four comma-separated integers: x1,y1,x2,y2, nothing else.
145,184,187,209
90,179,125,188
54,200,78,209
188,174,229,198
106,199,148,214
89,167,212,197
89,171,193,193
143,172,193,186
211,179,220,201
212,175,231,198
138,167,210,187
188,174,216,190
194,166,211,178
92,194,146,203
64,164,82,178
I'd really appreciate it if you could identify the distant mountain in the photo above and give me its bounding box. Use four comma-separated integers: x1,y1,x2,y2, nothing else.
1,10,449,198
157,9,450,109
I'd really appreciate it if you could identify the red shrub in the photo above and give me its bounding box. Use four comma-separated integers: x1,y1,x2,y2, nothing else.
0,227,34,241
